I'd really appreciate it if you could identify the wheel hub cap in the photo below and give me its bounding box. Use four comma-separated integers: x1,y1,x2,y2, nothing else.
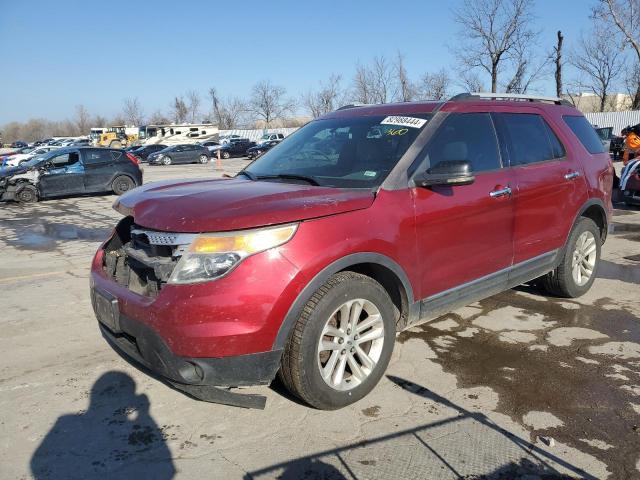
571,231,597,286
317,298,385,391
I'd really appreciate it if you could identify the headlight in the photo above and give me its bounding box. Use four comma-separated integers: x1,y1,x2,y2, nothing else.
168,223,298,284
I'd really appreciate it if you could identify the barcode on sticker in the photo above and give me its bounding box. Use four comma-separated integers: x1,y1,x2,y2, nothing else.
380,116,427,129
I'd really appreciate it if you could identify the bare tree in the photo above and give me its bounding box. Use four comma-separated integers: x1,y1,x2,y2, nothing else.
393,52,417,102
554,31,564,97
93,115,107,127
418,69,452,100
352,63,373,104
122,97,144,125
452,0,537,93
148,110,171,125
594,0,640,108
458,70,486,92
74,104,91,135
351,56,393,104
303,74,344,118
208,87,247,129
248,80,294,126
571,25,624,112
624,62,640,109
185,90,201,123
504,39,550,94
171,96,188,123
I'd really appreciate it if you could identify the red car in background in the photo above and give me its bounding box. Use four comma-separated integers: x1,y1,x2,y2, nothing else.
91,93,613,409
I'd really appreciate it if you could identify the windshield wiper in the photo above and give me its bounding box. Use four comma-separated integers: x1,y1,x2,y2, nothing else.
237,170,257,181
256,173,320,186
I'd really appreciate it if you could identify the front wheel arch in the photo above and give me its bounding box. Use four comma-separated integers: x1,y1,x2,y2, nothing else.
273,253,416,351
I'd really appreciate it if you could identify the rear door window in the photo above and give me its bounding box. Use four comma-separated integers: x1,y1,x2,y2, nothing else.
563,115,606,154
83,149,113,165
494,113,558,166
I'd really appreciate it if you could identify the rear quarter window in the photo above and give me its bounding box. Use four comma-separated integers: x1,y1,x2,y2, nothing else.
563,115,605,154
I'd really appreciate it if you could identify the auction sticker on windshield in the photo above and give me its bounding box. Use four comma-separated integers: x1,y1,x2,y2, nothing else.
381,116,428,129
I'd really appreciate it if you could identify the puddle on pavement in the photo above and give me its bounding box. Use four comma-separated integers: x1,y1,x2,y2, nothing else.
399,289,640,479
4,220,111,251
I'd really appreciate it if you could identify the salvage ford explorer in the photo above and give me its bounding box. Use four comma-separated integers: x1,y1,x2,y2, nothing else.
91,93,613,410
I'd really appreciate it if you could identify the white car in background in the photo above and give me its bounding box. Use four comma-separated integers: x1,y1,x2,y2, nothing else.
5,146,59,166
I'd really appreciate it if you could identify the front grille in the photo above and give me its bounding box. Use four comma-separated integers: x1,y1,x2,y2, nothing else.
102,217,195,296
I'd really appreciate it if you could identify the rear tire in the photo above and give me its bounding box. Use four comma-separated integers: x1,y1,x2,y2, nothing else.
279,272,396,410
541,217,601,298
109,140,122,149
112,175,135,195
16,184,38,203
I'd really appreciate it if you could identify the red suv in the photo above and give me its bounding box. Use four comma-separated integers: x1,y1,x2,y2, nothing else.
91,94,613,409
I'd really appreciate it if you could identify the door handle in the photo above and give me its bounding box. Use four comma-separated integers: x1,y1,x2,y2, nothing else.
490,186,512,198
564,171,581,180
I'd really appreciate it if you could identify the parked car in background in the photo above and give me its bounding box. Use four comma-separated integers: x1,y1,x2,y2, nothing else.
10,141,28,148
0,147,142,203
33,138,55,147
218,139,256,159
610,135,624,160
130,144,167,162
219,134,242,144
200,140,221,152
4,146,59,167
247,140,279,160
257,132,285,144
1,146,34,165
70,138,91,146
148,144,210,165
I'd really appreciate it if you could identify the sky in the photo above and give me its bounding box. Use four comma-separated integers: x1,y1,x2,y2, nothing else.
0,0,602,125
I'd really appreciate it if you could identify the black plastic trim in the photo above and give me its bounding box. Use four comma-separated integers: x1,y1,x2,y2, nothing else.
272,252,416,350
417,250,559,324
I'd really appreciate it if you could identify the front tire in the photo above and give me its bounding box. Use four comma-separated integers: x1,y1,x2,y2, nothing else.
222,151,230,159
279,272,396,410
199,154,209,164
162,156,172,165
16,184,38,203
542,217,601,298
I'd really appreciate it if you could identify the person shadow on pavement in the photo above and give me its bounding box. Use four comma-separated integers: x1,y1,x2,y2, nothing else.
31,371,175,480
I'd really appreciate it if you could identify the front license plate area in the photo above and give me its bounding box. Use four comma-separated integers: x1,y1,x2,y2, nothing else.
94,289,121,333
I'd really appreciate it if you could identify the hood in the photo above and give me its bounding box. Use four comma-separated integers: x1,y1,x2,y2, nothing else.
114,177,375,232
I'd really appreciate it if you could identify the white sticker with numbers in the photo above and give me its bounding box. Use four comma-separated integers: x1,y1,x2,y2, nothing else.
380,116,427,129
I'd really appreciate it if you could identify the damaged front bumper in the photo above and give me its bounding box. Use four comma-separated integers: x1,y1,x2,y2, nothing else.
91,286,281,409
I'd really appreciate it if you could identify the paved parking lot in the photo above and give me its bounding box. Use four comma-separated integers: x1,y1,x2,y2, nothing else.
1,159,639,479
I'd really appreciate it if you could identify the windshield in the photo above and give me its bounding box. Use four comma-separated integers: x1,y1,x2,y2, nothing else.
245,114,431,188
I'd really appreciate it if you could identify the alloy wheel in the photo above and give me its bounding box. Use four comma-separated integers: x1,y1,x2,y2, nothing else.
572,231,597,286
317,298,385,391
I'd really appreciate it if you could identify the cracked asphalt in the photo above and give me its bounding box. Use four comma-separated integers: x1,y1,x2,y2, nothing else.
0,160,639,479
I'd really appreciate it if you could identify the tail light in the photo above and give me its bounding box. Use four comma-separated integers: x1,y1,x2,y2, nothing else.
125,152,140,166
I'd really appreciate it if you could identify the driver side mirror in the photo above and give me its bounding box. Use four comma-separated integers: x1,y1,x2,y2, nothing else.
414,160,475,187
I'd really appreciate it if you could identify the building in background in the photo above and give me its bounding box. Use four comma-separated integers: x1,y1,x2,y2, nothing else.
563,92,633,113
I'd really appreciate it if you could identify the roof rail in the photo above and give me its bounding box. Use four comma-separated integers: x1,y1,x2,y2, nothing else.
336,103,367,111
450,92,572,106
